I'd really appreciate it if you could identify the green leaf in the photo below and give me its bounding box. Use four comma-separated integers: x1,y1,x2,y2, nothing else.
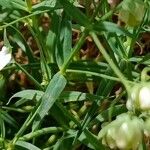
0,110,18,128
9,26,35,63
51,102,81,127
56,13,72,67
32,0,61,14
32,72,67,130
50,103,70,128
9,89,102,104
59,91,102,103
94,21,133,37
0,10,9,22
96,104,127,122
53,135,73,150
32,0,57,10
138,53,150,65
103,33,127,59
96,66,117,97
119,0,145,26
46,13,60,63
79,129,104,150
0,0,28,11
3,28,12,49
15,141,41,150
0,74,6,100
58,0,90,26
129,56,150,65
8,90,44,104
0,115,5,138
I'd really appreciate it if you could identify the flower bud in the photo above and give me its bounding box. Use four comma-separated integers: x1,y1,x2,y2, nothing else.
98,113,143,149
102,126,117,149
126,83,150,111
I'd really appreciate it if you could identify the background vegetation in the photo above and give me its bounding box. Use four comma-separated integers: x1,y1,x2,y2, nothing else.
0,0,150,149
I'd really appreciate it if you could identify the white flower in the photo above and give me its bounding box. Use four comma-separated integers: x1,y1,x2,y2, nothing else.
126,83,150,111
0,46,12,70
139,87,150,110
99,113,143,149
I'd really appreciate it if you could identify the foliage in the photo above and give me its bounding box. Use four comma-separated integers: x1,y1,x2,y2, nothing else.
0,0,149,149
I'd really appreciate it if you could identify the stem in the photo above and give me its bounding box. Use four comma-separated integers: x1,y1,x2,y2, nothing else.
2,106,28,113
66,69,134,85
12,113,33,144
90,32,130,91
12,104,40,143
60,31,88,74
141,67,150,82
0,9,58,30
0,7,62,30
15,62,43,90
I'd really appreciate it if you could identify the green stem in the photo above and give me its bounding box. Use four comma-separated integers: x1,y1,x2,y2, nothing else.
0,9,59,30
90,32,130,91
15,62,43,90
66,69,135,85
12,113,33,144
12,104,40,143
141,67,150,82
60,31,88,74
19,127,64,141
2,106,28,113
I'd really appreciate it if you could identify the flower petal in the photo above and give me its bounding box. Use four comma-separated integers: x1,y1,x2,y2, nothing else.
0,46,12,70
139,87,150,109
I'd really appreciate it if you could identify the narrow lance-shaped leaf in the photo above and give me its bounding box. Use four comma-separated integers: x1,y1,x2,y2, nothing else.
9,26,35,63
32,72,67,131
56,13,72,67
9,89,102,104
93,21,133,37
58,0,90,26
0,0,28,11
0,110,18,128
53,135,74,150
4,28,12,49
15,141,41,150
0,114,5,138
46,12,60,63
8,90,44,103
32,0,57,10
80,129,104,150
